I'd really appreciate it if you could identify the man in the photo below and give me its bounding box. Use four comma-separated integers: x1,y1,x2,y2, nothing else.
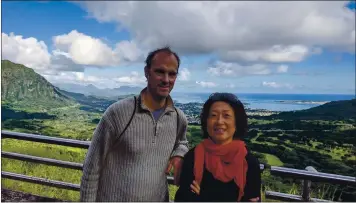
80,47,189,202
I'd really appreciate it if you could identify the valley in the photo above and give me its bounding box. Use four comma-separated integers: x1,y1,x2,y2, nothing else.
1,60,356,201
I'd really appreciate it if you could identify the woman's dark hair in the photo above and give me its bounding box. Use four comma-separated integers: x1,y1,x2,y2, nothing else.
200,92,248,139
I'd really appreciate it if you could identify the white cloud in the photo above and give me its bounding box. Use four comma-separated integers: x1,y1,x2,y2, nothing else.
0,32,144,89
50,50,85,72
226,84,235,88
2,32,51,70
277,65,289,73
114,40,144,63
208,61,272,77
220,45,315,63
42,71,147,89
1,32,147,90
43,72,101,85
53,30,143,67
262,81,293,89
2,31,145,77
79,1,355,61
2,32,89,73
114,71,146,85
179,68,191,81
196,81,218,88
53,30,118,66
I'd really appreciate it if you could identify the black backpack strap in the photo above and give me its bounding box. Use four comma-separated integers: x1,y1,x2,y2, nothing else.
118,96,137,138
102,96,137,170
110,96,137,150
172,107,190,157
174,107,180,137
173,107,185,151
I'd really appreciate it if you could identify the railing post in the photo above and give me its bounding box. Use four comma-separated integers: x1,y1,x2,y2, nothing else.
302,166,318,201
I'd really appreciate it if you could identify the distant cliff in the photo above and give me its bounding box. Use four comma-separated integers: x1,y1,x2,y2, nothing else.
1,60,75,110
270,99,356,120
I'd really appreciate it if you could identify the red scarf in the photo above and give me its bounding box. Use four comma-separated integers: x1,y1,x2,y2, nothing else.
194,139,248,201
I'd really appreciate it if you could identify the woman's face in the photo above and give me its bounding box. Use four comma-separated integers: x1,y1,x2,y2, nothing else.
207,101,236,145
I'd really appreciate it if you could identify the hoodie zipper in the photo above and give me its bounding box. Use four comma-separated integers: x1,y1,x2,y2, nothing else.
150,106,175,144
153,124,157,143
151,110,170,143
150,114,157,144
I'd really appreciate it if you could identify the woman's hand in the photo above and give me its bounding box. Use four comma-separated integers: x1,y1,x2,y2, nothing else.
190,180,200,195
249,197,260,202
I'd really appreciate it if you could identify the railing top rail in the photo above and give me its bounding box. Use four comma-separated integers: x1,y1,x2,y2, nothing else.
1,171,80,191
1,130,90,149
2,151,83,171
271,166,356,186
265,191,329,202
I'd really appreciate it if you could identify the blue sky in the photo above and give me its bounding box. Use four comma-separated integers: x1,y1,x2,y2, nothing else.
2,1,355,94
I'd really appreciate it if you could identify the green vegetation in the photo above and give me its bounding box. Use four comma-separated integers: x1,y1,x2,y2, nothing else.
59,89,117,113
1,60,75,111
262,153,283,166
2,139,85,201
1,60,355,201
269,99,356,121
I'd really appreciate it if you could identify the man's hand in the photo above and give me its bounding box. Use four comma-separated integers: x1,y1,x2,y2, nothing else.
165,156,183,185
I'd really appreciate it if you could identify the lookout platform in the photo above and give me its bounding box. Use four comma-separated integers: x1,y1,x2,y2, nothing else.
1,189,63,202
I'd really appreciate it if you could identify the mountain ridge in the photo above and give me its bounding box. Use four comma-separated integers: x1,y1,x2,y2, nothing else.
1,60,75,110
53,83,142,99
269,99,356,120
2,60,355,121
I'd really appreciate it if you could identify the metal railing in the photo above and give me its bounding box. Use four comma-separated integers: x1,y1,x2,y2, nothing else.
1,130,355,202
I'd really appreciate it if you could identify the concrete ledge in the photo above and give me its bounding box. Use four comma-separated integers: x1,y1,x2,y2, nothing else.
1,189,64,202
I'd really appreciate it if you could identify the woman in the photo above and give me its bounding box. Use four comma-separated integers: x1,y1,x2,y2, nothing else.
175,93,261,202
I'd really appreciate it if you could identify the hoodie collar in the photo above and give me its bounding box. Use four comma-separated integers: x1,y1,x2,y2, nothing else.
137,87,175,113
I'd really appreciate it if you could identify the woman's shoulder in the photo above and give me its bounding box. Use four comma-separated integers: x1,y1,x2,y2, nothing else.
245,149,261,169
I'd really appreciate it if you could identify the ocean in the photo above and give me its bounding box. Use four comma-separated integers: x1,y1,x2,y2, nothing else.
171,92,355,112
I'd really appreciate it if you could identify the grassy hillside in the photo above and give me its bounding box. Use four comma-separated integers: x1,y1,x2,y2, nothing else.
1,60,75,111
270,99,356,121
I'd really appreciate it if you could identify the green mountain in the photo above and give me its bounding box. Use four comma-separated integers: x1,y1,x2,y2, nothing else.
1,60,75,110
58,89,117,113
271,99,356,120
54,83,142,98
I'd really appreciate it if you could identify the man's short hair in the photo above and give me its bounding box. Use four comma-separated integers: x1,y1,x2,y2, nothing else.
145,46,180,70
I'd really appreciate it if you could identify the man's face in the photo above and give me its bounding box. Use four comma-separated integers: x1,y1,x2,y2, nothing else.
145,52,178,99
